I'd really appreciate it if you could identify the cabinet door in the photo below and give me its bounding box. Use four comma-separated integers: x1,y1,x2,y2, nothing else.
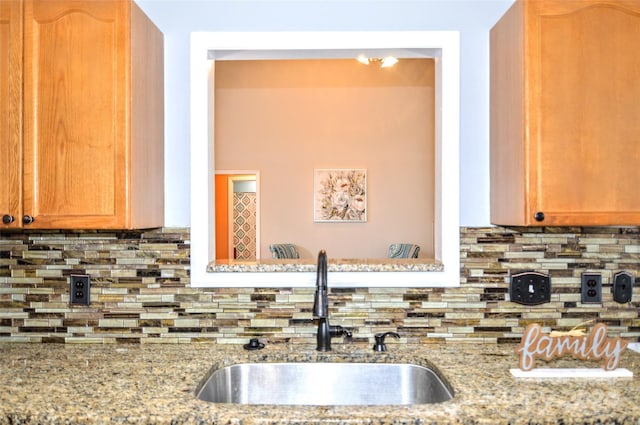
0,0,22,228
528,1,640,225
23,0,129,228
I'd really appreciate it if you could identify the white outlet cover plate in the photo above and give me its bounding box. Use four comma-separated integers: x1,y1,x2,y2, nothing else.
510,368,633,378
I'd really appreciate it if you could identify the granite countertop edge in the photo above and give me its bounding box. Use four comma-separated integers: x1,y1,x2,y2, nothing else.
1,342,639,425
207,258,444,273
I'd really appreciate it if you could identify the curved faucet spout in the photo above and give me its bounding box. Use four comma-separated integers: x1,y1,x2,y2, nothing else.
312,250,328,318
316,250,327,289
312,250,352,351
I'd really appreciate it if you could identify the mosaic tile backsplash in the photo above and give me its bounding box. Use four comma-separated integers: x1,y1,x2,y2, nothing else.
0,227,638,344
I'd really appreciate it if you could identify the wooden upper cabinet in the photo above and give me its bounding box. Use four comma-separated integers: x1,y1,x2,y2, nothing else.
0,0,23,228
490,0,640,226
17,0,164,229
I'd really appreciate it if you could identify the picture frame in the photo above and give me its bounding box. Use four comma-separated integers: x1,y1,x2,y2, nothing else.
314,168,367,222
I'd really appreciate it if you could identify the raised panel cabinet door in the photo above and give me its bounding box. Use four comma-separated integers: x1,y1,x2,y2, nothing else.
491,0,640,226
0,0,22,228
23,0,129,228
528,0,640,225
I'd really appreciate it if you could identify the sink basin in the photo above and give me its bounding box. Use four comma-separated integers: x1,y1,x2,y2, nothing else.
196,362,454,405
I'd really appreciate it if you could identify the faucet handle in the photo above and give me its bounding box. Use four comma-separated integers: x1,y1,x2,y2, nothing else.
373,332,400,352
332,325,353,338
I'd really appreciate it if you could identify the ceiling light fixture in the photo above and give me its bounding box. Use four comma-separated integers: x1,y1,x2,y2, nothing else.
356,54,370,65
380,56,398,68
356,55,398,68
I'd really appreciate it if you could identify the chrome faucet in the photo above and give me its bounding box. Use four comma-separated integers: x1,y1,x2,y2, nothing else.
312,250,352,351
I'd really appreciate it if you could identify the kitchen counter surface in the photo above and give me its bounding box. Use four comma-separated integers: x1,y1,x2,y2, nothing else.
207,258,443,273
1,342,640,424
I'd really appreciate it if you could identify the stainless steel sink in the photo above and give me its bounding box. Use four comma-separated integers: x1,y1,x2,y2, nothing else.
196,362,454,405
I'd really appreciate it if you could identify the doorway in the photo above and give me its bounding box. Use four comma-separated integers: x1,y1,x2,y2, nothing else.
214,172,259,260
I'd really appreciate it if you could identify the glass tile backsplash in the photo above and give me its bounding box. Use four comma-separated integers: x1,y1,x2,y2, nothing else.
0,227,638,343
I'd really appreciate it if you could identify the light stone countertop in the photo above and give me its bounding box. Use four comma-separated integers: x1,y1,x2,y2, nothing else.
207,258,443,273
1,342,639,424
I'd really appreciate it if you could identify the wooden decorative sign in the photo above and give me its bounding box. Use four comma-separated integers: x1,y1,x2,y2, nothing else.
516,323,628,371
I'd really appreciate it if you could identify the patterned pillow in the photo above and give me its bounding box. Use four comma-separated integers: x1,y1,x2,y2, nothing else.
269,244,300,259
388,243,420,259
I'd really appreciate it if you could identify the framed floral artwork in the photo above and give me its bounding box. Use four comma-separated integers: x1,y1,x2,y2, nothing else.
314,169,367,222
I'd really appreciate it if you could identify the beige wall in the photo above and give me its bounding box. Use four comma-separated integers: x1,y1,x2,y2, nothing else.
214,59,435,259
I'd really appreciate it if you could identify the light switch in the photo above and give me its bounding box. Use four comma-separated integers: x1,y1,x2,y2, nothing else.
510,271,551,305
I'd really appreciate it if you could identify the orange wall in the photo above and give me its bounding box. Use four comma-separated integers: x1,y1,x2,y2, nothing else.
214,59,435,259
214,175,229,259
